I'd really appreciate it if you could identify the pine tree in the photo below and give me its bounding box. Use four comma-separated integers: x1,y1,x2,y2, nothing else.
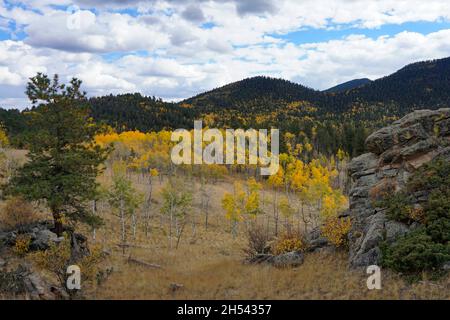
7,73,109,235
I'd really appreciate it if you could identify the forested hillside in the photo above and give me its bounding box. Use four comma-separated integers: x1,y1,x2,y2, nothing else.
324,78,372,93
1,57,450,157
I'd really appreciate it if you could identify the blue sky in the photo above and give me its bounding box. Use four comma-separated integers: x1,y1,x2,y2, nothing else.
274,21,450,44
1,0,450,109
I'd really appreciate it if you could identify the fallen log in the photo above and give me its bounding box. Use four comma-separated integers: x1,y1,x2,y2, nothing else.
116,243,154,250
127,256,162,269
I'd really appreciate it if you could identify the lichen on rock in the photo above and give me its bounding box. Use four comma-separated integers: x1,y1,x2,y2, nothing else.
348,108,450,268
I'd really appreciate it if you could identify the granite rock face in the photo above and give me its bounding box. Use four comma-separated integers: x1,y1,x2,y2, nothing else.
348,109,450,268
0,221,90,264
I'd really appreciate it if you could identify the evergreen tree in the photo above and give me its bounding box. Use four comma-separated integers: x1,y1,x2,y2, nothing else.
7,73,109,235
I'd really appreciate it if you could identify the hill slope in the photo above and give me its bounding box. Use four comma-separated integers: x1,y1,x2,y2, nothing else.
2,57,450,157
346,57,450,111
324,78,372,93
184,76,320,110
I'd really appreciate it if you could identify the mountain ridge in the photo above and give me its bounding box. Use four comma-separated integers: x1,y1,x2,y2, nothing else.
2,56,450,157
324,78,372,93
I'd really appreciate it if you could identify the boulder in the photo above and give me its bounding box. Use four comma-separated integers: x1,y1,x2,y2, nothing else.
351,247,381,267
30,229,59,251
347,109,450,268
348,153,378,175
366,126,397,155
245,254,275,265
272,251,304,268
245,251,305,268
305,226,331,252
0,264,58,300
1,221,86,258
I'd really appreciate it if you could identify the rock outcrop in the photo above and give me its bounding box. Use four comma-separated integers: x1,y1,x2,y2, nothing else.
0,221,89,260
0,221,62,250
348,109,450,268
0,261,68,300
0,221,91,299
245,251,305,268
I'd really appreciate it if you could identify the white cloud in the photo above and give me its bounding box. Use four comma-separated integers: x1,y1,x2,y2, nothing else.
1,0,450,109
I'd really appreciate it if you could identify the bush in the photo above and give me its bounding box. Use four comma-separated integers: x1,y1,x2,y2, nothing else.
0,197,38,230
407,158,450,193
381,229,450,274
380,157,450,276
321,216,352,248
33,233,104,298
272,232,306,255
244,223,270,258
13,234,31,256
378,192,413,223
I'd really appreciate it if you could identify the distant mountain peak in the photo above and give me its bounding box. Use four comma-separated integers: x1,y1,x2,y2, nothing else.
324,78,372,93
183,75,318,109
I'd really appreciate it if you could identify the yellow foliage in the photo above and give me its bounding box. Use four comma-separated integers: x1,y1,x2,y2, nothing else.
321,190,348,219
222,182,246,223
245,178,262,216
33,234,103,292
290,160,309,192
279,196,294,218
273,233,306,255
223,179,263,221
336,148,348,162
95,130,174,174
408,206,426,223
14,234,31,256
321,216,352,247
0,124,8,148
267,166,284,188
112,160,127,177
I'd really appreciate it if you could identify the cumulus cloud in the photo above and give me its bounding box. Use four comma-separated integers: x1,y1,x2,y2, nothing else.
234,0,280,16
181,5,205,23
1,0,450,109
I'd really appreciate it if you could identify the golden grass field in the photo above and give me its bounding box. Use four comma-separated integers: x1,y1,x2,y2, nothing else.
1,150,449,300
84,174,449,300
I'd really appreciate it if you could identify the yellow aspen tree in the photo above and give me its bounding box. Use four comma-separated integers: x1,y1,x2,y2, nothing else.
0,124,8,148
245,177,262,225
267,166,284,236
144,168,159,237
222,182,246,238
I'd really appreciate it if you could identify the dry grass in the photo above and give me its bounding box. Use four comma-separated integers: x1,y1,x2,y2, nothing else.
91,243,450,300
82,174,450,300
1,150,449,300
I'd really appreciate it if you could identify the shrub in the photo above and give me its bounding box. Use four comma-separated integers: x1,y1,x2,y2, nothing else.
381,229,450,274
0,197,38,230
33,235,72,288
380,157,450,276
243,223,270,258
422,189,450,242
13,234,31,256
407,158,450,193
272,232,306,255
33,233,104,298
0,267,27,296
378,192,413,223
321,216,352,248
